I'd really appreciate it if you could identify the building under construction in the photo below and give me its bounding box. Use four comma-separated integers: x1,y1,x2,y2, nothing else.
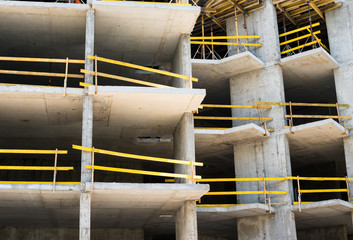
0,0,352,239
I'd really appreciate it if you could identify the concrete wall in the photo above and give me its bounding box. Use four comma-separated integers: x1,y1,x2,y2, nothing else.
0,227,144,240
297,225,348,240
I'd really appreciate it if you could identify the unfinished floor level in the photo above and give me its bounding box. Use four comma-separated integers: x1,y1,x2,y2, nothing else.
0,0,353,239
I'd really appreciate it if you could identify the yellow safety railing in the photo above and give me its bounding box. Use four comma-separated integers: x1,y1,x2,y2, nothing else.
194,177,287,211
191,35,262,60
0,56,85,96
194,104,273,135
73,144,202,189
287,176,353,212
80,55,198,93
254,101,351,134
0,148,77,190
279,22,329,55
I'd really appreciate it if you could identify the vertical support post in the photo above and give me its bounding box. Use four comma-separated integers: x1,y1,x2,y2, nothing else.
289,101,293,134
307,1,315,48
297,176,302,212
94,55,98,95
211,24,215,60
346,176,352,202
63,58,69,96
235,9,239,54
243,13,248,44
201,14,205,59
91,147,95,191
53,148,58,192
262,177,267,205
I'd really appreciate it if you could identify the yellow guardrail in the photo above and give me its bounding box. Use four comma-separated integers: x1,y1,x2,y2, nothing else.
288,175,353,212
194,104,272,135
190,177,287,210
279,22,329,55
73,144,202,188
168,176,353,210
0,56,84,95
82,55,198,93
191,34,262,59
254,101,351,134
0,148,74,190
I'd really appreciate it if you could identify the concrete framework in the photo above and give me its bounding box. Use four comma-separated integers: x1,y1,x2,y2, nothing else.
0,0,353,239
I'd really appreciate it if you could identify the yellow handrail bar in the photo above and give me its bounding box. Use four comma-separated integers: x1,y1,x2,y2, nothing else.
85,165,201,179
0,56,84,64
87,55,198,82
0,149,67,154
190,36,261,40
0,166,73,171
200,104,271,109
279,22,320,37
194,116,272,121
254,102,349,108
190,41,262,47
73,145,203,167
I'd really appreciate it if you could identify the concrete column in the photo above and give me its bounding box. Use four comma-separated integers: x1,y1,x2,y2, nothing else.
80,8,95,240
175,200,198,240
171,34,192,88
326,0,353,195
229,1,296,239
173,112,195,184
80,192,91,240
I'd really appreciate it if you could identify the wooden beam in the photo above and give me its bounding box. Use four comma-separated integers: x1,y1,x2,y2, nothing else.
205,13,226,32
277,3,298,26
309,1,325,20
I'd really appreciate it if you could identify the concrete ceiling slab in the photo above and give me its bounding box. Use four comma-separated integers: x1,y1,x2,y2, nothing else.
192,51,265,103
197,203,273,238
292,199,353,234
93,1,200,65
286,119,346,167
87,182,209,229
0,184,80,228
90,86,205,137
195,123,267,160
280,48,339,102
0,85,83,146
0,2,87,58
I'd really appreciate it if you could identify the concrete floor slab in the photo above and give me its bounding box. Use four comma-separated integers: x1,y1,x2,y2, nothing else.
286,119,346,167
192,51,265,103
292,199,353,234
91,86,205,137
281,48,339,102
195,123,267,160
93,0,200,65
197,203,273,238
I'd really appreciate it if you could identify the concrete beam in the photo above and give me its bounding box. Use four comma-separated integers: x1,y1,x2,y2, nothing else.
176,200,198,240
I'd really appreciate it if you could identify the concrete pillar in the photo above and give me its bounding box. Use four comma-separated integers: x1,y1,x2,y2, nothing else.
171,34,192,88
326,0,353,195
173,112,195,184
228,1,296,239
80,192,91,240
175,200,198,240
80,8,95,240
297,225,348,240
